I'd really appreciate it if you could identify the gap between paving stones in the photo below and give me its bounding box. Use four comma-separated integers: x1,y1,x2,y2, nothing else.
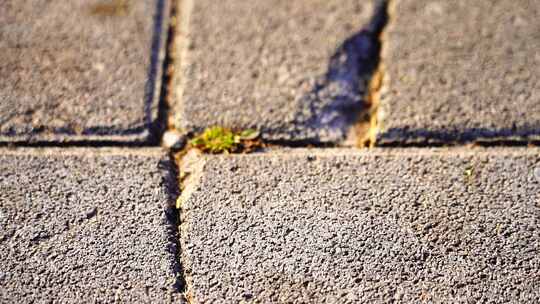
173,150,202,303
364,0,396,148
159,0,182,148
156,7,191,299
147,0,171,144
162,150,189,295
307,0,390,147
352,0,390,148
377,140,540,148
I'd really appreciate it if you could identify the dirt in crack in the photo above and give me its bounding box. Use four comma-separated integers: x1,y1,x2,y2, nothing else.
294,0,391,147
351,0,390,148
173,149,207,303
159,154,187,297
154,0,191,300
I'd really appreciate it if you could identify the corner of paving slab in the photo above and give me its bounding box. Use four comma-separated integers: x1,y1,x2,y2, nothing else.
1,0,173,144
0,148,188,302
372,0,540,145
173,147,540,301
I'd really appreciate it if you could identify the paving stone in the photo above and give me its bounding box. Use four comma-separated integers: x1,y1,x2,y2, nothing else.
0,0,169,143
179,148,540,303
378,0,540,144
173,0,383,143
0,149,182,303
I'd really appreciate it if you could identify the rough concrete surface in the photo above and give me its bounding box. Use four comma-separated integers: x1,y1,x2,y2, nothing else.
0,149,182,303
378,0,540,144
180,148,540,303
0,0,169,143
174,0,383,143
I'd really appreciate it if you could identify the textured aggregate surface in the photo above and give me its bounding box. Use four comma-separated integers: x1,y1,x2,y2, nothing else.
0,149,182,303
180,148,540,303
378,0,540,144
0,0,169,143
174,0,381,143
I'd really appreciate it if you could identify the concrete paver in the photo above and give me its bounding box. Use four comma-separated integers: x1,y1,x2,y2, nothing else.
0,0,169,143
378,0,540,144
0,149,181,303
174,0,382,143
179,148,540,303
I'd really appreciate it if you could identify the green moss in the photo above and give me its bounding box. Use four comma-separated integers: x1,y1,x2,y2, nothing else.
190,127,260,154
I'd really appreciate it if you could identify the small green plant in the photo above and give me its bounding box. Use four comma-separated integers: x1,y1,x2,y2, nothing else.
190,127,260,154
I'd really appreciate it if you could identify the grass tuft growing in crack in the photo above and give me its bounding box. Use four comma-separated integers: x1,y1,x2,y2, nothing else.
189,126,262,154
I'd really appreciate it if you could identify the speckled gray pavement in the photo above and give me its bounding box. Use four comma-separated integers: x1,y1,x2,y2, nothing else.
3,0,540,303
179,148,540,303
0,149,182,303
378,0,540,144
0,0,169,143
173,0,384,143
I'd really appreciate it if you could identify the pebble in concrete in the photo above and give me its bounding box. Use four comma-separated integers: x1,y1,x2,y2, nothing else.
0,149,182,303
174,0,382,143
0,0,169,143
179,148,540,303
378,0,540,144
